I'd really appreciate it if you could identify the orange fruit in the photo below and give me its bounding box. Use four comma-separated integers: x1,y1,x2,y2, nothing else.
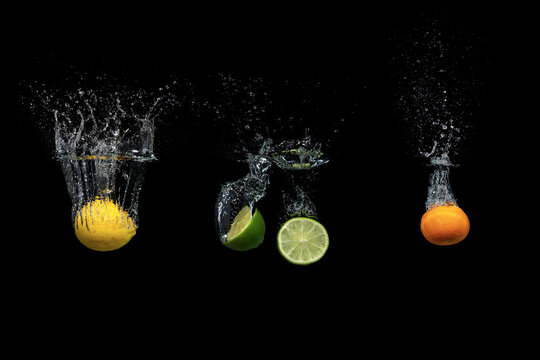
420,204,470,246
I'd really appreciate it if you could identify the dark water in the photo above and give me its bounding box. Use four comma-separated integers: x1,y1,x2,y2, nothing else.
11,7,524,311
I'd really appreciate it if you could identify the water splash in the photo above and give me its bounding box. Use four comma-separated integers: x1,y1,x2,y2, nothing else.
60,157,148,227
215,139,273,243
206,73,350,160
50,88,167,161
215,135,329,241
390,14,484,217
24,82,177,229
271,137,329,170
391,14,482,162
273,136,326,220
207,73,345,243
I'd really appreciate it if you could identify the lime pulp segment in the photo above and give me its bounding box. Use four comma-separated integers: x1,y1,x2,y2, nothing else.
227,205,252,240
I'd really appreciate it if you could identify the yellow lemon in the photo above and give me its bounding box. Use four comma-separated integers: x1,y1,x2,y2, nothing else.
74,197,136,251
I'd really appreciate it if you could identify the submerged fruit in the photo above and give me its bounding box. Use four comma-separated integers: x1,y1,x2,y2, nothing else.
74,197,136,251
224,206,265,251
420,203,470,246
277,217,329,265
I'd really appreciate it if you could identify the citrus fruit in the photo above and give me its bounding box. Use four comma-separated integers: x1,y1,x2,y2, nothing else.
420,203,470,246
224,206,265,251
74,197,136,251
277,217,329,265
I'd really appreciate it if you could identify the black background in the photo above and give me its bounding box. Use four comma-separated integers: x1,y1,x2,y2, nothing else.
8,4,533,337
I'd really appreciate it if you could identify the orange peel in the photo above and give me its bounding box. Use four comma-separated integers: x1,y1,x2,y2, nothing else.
420,204,470,246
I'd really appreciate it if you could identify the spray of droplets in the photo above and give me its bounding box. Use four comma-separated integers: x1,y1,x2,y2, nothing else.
19,77,179,226
390,13,487,210
203,73,352,159
391,13,484,163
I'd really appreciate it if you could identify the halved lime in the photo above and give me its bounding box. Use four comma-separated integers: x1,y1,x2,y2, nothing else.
277,217,329,265
224,206,265,251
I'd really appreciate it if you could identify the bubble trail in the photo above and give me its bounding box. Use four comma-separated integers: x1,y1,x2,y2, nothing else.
273,136,328,220
391,14,483,163
425,154,456,210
